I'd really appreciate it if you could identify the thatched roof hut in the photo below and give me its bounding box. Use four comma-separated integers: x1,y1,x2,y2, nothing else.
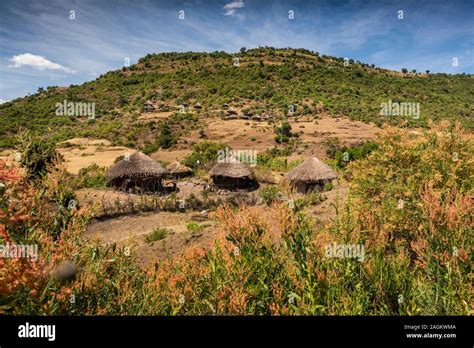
285,157,338,193
194,102,202,109
208,162,257,190
106,152,167,192
166,161,192,179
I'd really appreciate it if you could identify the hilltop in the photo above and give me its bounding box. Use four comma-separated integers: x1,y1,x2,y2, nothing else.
0,47,472,148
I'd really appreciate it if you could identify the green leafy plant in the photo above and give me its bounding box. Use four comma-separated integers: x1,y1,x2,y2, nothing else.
144,228,168,244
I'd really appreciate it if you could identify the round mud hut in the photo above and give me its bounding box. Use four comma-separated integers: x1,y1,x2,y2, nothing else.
285,157,338,193
208,162,258,191
106,152,167,193
166,161,192,179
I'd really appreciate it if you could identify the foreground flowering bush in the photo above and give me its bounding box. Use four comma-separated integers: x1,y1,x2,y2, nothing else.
0,121,472,315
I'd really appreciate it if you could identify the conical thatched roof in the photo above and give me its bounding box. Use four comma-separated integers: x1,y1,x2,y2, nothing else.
286,157,338,183
167,161,192,175
208,162,252,178
106,152,167,182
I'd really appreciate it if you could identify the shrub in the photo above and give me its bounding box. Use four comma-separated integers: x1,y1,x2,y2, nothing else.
330,141,378,168
323,182,333,191
274,122,293,144
144,228,168,244
74,164,107,189
182,141,227,169
157,122,176,149
15,132,61,179
186,222,204,234
260,185,280,205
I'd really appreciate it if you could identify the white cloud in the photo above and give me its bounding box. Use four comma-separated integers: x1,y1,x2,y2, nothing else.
0,99,7,104
8,53,75,73
223,1,245,17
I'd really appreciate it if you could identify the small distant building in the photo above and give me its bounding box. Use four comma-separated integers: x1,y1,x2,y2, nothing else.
106,152,167,192
285,157,338,193
223,103,230,109
226,109,238,116
194,102,202,110
251,114,262,121
143,100,155,112
208,162,258,191
177,104,188,112
166,161,193,179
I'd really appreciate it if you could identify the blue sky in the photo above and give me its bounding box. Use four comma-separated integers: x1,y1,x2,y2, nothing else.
0,0,473,102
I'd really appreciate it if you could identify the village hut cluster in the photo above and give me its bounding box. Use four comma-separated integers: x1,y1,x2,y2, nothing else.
105,151,260,193
106,150,337,196
142,100,273,122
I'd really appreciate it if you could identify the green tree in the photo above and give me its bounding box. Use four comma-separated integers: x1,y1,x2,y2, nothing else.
157,122,175,149
274,121,292,143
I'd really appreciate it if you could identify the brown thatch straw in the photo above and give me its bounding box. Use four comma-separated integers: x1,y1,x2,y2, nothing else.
286,157,338,183
167,161,192,175
208,162,252,178
106,152,167,182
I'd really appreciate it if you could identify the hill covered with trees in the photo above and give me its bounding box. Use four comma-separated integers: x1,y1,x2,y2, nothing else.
0,47,472,148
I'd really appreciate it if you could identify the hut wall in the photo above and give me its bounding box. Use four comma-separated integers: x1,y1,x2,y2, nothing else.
109,176,163,193
295,179,331,194
167,172,191,180
212,176,257,190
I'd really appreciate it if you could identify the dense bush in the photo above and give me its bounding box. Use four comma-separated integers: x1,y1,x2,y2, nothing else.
182,141,227,169
157,122,176,149
15,132,61,179
274,121,293,144
260,185,281,205
73,164,107,189
329,141,378,168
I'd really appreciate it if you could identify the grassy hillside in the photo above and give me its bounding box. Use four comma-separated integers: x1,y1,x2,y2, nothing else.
0,47,472,148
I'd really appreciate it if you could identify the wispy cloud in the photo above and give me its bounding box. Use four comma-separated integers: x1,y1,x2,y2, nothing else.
223,0,245,17
8,53,75,73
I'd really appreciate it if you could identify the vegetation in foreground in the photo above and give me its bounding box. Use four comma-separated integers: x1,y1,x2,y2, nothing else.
0,121,472,315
